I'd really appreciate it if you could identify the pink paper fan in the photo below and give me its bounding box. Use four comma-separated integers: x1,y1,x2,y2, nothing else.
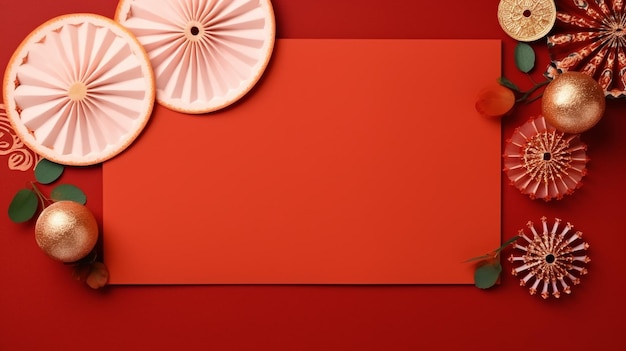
503,116,589,201
115,0,276,114
3,14,155,166
546,0,626,97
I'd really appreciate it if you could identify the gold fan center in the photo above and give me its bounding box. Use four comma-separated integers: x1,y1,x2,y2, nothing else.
68,82,87,102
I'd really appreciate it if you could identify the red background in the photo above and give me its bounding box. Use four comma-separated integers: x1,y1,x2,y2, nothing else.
1,0,624,350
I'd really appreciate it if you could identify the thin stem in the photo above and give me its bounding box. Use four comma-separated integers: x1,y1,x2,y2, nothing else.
465,236,520,262
516,80,550,103
30,181,52,209
526,94,543,104
495,235,520,254
463,253,491,263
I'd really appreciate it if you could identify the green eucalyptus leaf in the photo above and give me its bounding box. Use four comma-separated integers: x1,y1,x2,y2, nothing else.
514,42,535,73
8,189,39,223
50,184,87,205
34,159,64,184
474,262,502,289
498,77,521,92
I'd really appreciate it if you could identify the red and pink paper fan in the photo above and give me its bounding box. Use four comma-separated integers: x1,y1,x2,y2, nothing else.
509,216,590,299
546,0,626,97
503,116,589,201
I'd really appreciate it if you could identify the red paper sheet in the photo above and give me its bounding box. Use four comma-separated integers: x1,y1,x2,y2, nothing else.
102,39,501,284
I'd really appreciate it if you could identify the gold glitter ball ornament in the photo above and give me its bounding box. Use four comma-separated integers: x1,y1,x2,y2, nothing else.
35,201,99,263
497,0,556,42
542,71,606,134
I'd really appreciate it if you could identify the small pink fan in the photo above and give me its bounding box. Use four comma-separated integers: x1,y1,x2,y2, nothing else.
503,116,589,201
509,217,590,299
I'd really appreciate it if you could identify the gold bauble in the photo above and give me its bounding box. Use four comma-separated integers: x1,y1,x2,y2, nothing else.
542,71,606,134
35,201,99,263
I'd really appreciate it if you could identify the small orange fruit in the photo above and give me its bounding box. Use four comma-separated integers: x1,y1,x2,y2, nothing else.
475,84,516,118
85,262,110,289
34,201,99,263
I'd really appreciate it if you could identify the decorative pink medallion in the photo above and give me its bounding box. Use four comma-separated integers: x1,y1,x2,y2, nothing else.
509,217,590,299
503,116,589,201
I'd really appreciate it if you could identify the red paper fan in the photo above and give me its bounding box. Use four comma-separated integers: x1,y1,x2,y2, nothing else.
503,116,589,201
546,0,626,97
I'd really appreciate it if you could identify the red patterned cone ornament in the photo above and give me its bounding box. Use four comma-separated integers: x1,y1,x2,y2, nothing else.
547,0,626,97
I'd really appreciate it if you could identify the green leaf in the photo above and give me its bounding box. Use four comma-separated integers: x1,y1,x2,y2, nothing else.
514,42,535,73
474,262,502,289
50,184,87,205
34,159,64,184
498,77,521,92
8,189,39,223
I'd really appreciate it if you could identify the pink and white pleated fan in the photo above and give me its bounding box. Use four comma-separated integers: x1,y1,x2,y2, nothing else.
3,14,156,166
503,116,589,201
115,0,276,114
509,217,590,299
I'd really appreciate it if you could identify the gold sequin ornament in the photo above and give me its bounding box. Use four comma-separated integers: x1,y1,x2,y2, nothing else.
35,201,99,263
542,72,606,134
497,0,556,42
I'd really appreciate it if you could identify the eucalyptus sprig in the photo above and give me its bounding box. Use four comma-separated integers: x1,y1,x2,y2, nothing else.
499,42,551,105
6,159,106,289
465,236,519,289
8,159,87,223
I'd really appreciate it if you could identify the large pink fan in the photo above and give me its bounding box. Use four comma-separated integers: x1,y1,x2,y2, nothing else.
115,0,276,114
3,14,155,166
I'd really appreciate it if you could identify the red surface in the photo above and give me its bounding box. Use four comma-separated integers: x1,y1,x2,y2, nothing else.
102,39,501,285
1,0,624,350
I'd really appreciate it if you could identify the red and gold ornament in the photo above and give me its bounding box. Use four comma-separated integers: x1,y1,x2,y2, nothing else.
546,0,626,97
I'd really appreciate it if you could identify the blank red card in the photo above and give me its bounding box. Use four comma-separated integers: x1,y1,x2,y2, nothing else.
102,39,501,284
